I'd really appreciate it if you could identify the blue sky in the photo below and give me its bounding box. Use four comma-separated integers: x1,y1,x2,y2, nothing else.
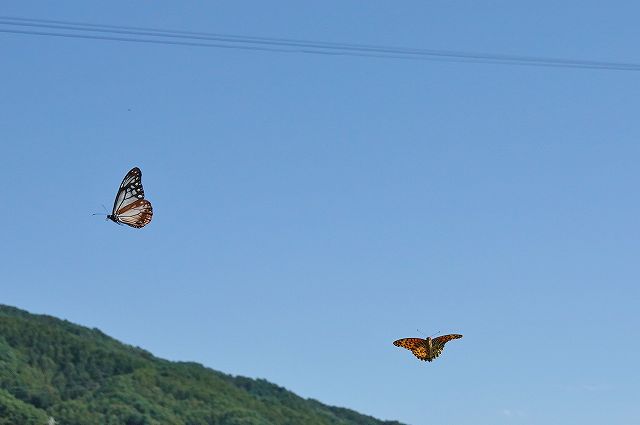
1,2,639,424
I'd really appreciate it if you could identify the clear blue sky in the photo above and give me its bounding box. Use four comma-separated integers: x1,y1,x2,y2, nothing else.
2,2,639,424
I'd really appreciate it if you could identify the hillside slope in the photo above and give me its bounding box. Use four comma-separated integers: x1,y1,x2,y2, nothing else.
0,305,404,425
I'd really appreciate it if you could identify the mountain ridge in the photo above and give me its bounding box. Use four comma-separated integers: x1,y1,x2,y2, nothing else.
0,304,405,425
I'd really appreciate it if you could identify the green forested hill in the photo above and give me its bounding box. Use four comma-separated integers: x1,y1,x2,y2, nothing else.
0,305,404,425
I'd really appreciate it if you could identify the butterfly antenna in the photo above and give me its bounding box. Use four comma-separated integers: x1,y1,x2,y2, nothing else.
92,204,110,217
430,330,442,338
416,329,427,337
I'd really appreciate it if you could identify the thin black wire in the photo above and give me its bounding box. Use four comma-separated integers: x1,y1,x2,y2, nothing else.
0,27,595,70
0,28,298,54
2,15,638,69
0,17,597,64
0,17,634,70
1,15,640,71
0,27,541,67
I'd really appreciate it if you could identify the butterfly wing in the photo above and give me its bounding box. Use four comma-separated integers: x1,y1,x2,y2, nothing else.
112,167,146,216
110,167,153,228
393,338,429,361
115,199,153,228
431,334,463,359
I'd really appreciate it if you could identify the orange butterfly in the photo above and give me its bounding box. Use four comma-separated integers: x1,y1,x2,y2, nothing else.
107,167,153,228
393,334,462,362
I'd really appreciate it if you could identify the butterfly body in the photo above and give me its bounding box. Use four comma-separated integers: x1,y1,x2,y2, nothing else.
393,334,462,362
107,167,153,228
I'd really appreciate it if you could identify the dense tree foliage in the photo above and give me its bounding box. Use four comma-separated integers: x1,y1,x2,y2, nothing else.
0,305,404,425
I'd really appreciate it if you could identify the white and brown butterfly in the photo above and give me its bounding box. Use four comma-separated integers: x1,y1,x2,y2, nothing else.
106,167,153,228
393,334,462,362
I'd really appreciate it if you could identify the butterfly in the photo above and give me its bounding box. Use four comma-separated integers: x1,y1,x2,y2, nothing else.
106,167,153,228
393,334,462,362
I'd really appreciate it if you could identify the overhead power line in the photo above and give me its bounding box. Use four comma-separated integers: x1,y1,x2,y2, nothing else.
1,15,640,71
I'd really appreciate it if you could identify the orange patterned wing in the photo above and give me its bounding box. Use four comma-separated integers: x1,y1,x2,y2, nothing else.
432,334,463,346
431,334,463,359
115,199,153,228
393,338,429,361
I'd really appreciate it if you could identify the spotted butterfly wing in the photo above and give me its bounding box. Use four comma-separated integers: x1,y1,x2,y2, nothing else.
393,334,462,362
393,338,430,361
431,334,463,360
107,167,153,228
